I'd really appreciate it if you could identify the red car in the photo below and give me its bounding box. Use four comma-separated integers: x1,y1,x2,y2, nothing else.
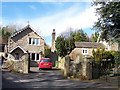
38,58,52,70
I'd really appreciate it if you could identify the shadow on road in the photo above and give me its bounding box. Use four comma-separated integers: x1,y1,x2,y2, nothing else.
29,67,61,73
40,68,61,70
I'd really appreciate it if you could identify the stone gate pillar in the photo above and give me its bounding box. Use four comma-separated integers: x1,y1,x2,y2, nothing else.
64,55,71,77
23,53,29,74
82,56,92,80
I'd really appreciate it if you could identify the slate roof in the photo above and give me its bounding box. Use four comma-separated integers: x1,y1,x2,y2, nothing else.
75,42,105,48
10,25,30,38
10,25,44,40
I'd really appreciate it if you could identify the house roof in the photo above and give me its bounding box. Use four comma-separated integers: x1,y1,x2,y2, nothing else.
75,42,105,48
10,25,44,40
9,46,27,53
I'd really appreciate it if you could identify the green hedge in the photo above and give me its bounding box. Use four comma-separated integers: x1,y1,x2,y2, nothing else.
111,51,120,67
92,49,118,76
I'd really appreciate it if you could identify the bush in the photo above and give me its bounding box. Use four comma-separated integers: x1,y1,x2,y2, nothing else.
92,49,115,76
111,51,120,68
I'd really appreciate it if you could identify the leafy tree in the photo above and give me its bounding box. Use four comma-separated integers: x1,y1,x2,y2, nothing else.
71,29,89,42
89,31,99,42
44,45,51,58
65,37,75,54
0,25,16,40
0,25,17,46
93,1,120,43
56,28,90,57
0,28,4,36
55,36,66,57
92,49,102,63
111,51,120,68
55,36,75,57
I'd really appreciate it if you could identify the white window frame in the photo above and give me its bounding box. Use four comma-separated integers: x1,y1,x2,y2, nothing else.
28,38,40,45
36,38,40,45
82,48,88,55
30,53,40,61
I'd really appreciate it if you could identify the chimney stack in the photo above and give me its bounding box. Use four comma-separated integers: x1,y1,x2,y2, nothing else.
51,29,56,52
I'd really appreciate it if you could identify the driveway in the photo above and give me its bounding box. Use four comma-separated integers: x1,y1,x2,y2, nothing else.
2,67,119,89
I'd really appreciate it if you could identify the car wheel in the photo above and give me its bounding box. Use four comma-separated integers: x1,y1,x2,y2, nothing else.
39,68,41,70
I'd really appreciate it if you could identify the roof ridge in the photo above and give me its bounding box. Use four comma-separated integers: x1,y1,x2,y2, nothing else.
10,25,30,38
75,42,105,48
10,25,45,40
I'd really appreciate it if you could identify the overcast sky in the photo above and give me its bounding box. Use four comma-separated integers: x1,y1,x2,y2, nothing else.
1,0,98,46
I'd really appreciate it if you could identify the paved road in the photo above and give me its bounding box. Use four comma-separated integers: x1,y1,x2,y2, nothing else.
2,67,119,89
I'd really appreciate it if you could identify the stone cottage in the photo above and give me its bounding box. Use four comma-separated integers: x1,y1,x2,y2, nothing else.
69,42,105,60
8,25,45,67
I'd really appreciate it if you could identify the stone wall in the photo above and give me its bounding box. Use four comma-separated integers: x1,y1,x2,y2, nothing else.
58,54,93,80
57,57,65,70
63,55,71,77
4,54,29,74
82,56,92,80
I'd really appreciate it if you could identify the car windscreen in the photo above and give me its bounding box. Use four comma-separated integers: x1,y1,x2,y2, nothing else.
40,59,51,62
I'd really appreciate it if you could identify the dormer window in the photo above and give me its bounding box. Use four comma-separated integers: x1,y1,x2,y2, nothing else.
29,38,40,45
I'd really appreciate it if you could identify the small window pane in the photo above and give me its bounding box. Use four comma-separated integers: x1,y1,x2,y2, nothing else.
36,54,39,60
32,53,35,60
29,38,40,45
33,38,35,45
36,39,39,45
83,50,84,53
29,38,31,44
82,49,88,54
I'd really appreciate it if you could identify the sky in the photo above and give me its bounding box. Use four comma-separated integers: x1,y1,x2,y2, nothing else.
1,0,98,46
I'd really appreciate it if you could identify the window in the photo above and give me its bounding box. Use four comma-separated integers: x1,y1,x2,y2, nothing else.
36,39,39,45
31,53,35,60
83,50,87,53
33,38,36,45
40,59,51,62
29,38,31,44
36,54,39,60
31,53,40,61
82,48,88,55
15,53,20,60
29,38,40,45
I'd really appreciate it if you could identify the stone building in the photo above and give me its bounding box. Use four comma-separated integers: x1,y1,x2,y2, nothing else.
8,25,45,66
69,42,105,60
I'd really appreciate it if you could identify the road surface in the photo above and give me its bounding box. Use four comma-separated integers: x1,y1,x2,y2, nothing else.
2,67,119,90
